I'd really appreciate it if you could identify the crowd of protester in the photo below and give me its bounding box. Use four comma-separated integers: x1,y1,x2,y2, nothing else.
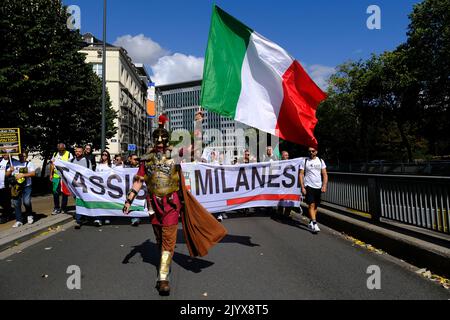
0,141,327,234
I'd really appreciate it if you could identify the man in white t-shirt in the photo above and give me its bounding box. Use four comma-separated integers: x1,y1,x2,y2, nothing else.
9,152,36,228
299,146,328,233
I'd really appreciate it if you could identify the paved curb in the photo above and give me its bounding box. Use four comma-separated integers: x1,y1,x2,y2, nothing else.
0,214,74,253
303,203,450,279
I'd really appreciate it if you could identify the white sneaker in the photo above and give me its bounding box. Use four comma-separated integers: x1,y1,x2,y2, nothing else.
94,220,102,227
217,214,223,222
27,216,34,224
308,221,320,233
313,223,320,233
12,221,23,228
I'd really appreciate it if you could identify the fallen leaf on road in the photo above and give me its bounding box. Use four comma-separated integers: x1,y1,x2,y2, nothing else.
415,268,427,274
120,245,124,247
99,229,103,232
16,250,22,253
45,247,52,250
260,253,264,256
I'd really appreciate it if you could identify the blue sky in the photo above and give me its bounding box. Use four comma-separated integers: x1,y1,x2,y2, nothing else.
63,0,422,87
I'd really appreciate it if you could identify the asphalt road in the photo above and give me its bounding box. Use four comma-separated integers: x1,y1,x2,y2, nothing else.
0,211,449,300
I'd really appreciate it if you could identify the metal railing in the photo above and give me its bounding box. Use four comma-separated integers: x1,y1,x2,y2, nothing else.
322,172,450,234
327,161,450,176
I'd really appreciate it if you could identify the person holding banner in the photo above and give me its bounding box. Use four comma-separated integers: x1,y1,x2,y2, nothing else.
50,143,73,214
275,151,294,220
71,146,92,229
94,150,112,226
125,154,141,227
123,115,227,296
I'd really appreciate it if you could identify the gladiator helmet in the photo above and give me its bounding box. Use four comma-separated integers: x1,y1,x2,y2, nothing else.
152,114,170,148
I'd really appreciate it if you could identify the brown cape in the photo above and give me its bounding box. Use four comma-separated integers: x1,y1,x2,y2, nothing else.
179,170,227,257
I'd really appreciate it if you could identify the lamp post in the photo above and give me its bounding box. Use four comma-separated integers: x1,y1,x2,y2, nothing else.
101,0,107,151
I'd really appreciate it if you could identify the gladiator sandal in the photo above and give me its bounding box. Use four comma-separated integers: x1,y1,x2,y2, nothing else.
156,250,172,295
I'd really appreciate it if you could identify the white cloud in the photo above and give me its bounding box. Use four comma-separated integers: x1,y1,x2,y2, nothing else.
306,64,335,91
113,34,334,89
113,34,168,65
114,34,203,86
150,53,204,86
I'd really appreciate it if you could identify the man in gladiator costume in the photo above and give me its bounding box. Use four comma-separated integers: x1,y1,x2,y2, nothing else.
123,114,226,296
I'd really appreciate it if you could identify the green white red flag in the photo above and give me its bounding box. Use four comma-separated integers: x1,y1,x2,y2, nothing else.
200,5,327,148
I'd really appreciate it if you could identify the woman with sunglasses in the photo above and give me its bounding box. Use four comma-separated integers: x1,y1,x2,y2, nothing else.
94,150,112,226
97,150,112,173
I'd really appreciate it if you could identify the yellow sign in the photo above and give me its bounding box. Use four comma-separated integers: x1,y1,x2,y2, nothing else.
0,128,21,155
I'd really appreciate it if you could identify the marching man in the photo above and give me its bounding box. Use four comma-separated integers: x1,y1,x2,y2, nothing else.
123,115,226,295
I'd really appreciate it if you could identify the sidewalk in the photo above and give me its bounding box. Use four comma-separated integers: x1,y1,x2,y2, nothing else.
0,195,75,252
291,202,450,279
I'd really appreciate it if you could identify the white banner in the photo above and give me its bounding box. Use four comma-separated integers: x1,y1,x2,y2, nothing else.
181,158,303,213
54,160,149,217
55,158,303,216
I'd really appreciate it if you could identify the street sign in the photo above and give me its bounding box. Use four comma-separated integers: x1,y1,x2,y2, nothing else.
127,144,136,151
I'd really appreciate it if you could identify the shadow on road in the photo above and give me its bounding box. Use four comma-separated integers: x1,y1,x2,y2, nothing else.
220,234,260,247
270,214,315,234
122,239,214,274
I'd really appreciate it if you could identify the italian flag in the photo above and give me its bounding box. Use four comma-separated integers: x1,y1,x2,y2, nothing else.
200,6,327,147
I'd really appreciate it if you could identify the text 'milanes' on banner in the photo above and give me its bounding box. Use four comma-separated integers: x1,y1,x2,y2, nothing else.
181,158,303,213
54,160,149,217
0,128,21,156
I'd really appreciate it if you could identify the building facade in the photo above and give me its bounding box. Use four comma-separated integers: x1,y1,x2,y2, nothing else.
155,80,249,161
80,33,151,156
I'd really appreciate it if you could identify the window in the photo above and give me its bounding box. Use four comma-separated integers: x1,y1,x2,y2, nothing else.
92,63,103,77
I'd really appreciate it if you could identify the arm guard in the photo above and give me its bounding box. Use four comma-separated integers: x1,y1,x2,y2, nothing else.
126,188,139,203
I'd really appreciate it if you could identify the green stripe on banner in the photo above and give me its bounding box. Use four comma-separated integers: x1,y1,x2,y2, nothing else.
75,198,145,211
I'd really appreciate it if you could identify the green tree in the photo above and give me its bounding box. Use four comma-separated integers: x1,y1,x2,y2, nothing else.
0,0,117,163
316,0,449,163
405,0,450,155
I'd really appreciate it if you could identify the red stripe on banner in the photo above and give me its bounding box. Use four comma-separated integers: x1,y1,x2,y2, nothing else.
275,60,327,149
227,194,300,206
